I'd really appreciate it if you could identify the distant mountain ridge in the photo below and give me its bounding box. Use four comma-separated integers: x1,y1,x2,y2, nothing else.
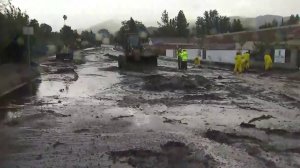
84,15,291,34
229,15,289,29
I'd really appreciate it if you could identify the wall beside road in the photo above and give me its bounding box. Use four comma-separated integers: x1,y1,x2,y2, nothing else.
0,64,40,97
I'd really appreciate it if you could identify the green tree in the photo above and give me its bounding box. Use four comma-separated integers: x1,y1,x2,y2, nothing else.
115,17,148,47
281,17,284,26
176,10,189,37
158,10,169,26
286,14,299,25
63,15,67,25
155,10,178,37
259,19,278,29
81,30,96,46
195,9,232,36
0,3,29,63
60,25,76,47
231,19,244,32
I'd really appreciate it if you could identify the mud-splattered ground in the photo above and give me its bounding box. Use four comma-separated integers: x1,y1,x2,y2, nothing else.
0,48,300,168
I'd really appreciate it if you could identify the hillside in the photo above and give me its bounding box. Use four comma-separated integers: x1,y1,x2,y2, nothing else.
83,15,291,34
230,15,289,29
86,19,122,34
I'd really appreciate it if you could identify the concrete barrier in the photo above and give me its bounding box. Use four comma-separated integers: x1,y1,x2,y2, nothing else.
0,64,40,97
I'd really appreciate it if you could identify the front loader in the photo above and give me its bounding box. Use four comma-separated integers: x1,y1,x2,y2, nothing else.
118,33,158,69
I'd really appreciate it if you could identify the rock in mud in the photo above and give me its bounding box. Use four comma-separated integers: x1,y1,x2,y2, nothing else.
248,115,275,123
240,122,256,128
73,129,90,133
163,117,187,125
111,115,134,121
53,141,65,148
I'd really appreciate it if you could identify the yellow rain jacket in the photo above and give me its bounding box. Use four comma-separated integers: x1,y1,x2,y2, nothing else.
234,54,243,73
194,56,201,66
264,54,273,71
181,50,188,62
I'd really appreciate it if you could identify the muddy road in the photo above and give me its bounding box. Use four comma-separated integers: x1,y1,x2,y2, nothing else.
1,48,300,168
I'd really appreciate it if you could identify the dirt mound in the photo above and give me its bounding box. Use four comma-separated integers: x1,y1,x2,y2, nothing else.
110,141,217,168
143,75,212,91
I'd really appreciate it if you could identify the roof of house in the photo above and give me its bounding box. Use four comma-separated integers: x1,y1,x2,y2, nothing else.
149,37,197,45
203,24,300,44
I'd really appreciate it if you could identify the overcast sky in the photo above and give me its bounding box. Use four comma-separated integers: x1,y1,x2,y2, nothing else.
11,0,300,31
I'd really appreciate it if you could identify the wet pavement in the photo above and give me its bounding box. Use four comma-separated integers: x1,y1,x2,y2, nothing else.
0,48,300,168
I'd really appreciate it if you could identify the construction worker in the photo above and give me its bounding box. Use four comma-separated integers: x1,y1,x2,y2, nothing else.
245,51,251,70
181,49,188,70
177,48,182,69
241,52,247,72
264,52,273,71
194,55,201,68
234,51,243,73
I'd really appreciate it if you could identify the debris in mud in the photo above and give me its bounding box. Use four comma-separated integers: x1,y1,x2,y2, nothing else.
244,145,261,156
235,104,264,112
217,75,223,79
205,129,262,144
285,147,300,154
248,115,275,123
59,89,64,92
163,117,187,125
183,93,224,101
53,141,65,148
56,67,75,74
111,115,134,121
73,129,90,133
143,74,212,91
240,122,256,128
4,119,20,126
109,141,217,168
99,66,119,72
42,110,71,117
103,53,118,60
35,154,43,160
258,73,270,77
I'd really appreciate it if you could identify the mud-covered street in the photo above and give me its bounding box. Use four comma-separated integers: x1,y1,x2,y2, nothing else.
1,48,300,168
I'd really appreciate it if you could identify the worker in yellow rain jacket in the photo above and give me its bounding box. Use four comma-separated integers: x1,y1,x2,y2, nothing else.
234,52,243,73
241,51,250,72
264,53,273,71
241,52,247,72
181,49,188,70
194,55,201,68
245,51,251,70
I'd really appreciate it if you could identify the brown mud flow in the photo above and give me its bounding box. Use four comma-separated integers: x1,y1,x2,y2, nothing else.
0,49,300,168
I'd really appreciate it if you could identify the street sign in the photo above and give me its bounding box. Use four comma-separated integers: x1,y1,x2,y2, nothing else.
23,26,34,65
23,26,34,35
274,49,285,63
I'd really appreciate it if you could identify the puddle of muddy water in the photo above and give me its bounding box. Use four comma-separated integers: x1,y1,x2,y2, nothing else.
0,81,40,123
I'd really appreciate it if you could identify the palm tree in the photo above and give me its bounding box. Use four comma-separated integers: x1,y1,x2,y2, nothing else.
63,15,67,25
